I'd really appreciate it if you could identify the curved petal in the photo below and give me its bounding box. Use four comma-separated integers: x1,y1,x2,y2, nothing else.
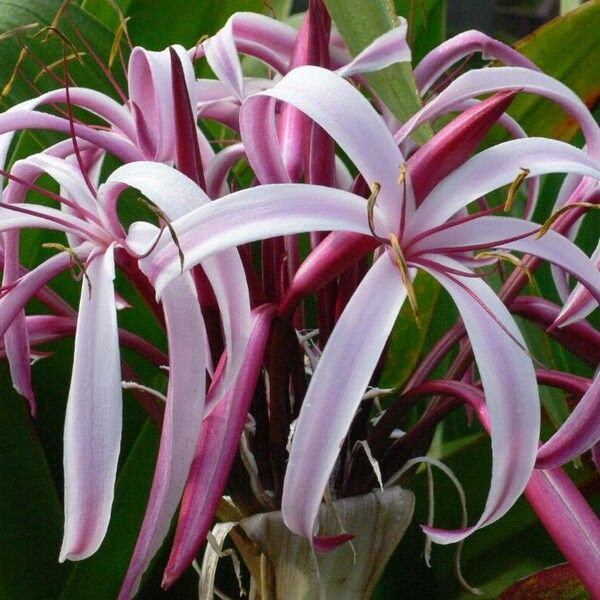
191,12,297,76
163,305,275,587
282,254,406,538
536,374,600,469
102,162,252,403
408,138,600,238
0,252,73,339
202,16,245,101
0,110,142,163
60,247,121,560
132,183,386,294
395,67,600,161
204,142,245,198
241,66,404,225
419,255,539,544
555,241,600,326
413,216,600,301
414,31,540,93
128,45,198,161
335,20,411,78
118,271,207,599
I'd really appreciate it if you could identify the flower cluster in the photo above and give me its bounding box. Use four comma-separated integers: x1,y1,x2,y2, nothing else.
0,1,599,597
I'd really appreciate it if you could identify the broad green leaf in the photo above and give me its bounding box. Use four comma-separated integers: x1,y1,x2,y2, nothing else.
510,1,600,141
323,0,432,142
560,0,583,15
0,0,123,109
498,563,587,600
380,271,441,390
80,0,131,31
124,0,263,51
395,0,446,64
0,363,71,600
60,420,160,600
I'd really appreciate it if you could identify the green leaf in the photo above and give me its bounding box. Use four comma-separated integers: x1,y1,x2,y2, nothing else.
124,0,263,51
0,0,123,108
0,363,71,600
395,0,446,64
560,0,583,15
498,563,587,599
380,271,441,390
80,0,131,31
323,0,432,142
510,1,600,142
59,420,160,600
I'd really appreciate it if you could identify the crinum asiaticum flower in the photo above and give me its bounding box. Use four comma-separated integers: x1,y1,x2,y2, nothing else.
130,65,600,550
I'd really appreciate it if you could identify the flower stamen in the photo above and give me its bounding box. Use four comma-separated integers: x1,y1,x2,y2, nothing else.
504,167,530,212
367,181,381,237
137,196,185,272
389,233,420,327
535,201,600,239
42,242,92,296
475,250,533,284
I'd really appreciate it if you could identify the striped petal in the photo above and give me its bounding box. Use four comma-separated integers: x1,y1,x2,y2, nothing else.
396,67,600,161
408,138,600,238
118,270,207,599
282,254,406,539
241,66,404,225
131,183,386,294
60,247,121,560
536,374,600,469
420,255,539,544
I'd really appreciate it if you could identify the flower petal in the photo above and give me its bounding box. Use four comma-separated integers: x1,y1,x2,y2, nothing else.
191,12,297,74
408,138,600,238
118,270,207,599
128,45,198,161
419,255,539,544
162,305,275,587
396,67,600,161
282,254,406,539
136,183,386,294
241,66,404,225
102,162,252,404
536,374,600,469
335,20,411,78
414,30,540,93
60,247,121,560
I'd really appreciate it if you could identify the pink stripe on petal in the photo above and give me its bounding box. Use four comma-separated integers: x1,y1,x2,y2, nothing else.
118,271,207,599
336,20,411,78
144,184,386,294
61,247,121,561
420,255,539,544
163,305,275,588
243,66,404,225
536,374,600,469
409,138,600,238
414,30,540,93
282,255,406,539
